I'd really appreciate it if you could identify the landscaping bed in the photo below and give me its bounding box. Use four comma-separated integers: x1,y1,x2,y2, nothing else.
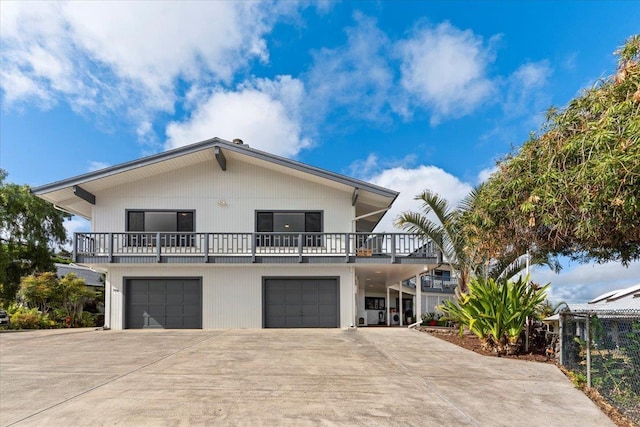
420,327,637,427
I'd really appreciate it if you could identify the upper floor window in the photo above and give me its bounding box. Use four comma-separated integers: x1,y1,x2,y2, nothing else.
127,210,194,232
255,211,322,247
126,210,194,246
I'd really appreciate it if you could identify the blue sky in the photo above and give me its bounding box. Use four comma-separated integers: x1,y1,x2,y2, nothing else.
1,1,639,303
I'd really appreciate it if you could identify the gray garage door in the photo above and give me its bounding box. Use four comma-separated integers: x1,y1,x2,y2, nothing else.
125,278,202,329
264,278,339,328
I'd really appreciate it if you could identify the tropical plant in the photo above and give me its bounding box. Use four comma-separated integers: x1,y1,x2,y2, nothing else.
439,275,549,354
466,35,640,265
396,190,482,293
397,188,560,294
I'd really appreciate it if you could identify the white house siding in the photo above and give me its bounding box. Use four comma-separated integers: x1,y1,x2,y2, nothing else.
92,157,354,234
105,265,356,330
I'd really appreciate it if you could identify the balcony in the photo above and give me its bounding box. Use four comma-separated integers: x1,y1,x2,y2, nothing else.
73,232,439,265
422,277,458,293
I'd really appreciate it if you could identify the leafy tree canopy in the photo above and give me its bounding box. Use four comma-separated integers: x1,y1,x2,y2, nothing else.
467,35,640,265
0,169,69,303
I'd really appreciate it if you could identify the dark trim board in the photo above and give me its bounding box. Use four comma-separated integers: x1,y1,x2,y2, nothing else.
121,276,203,329
262,276,340,328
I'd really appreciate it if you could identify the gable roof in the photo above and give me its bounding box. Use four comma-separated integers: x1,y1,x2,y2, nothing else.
31,137,398,229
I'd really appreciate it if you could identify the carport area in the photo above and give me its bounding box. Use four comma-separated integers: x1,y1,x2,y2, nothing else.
0,328,612,426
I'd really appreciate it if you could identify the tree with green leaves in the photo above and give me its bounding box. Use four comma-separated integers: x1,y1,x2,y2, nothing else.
467,35,640,265
0,169,69,304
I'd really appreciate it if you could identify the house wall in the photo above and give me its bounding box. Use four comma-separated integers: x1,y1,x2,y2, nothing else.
92,158,354,233
105,265,356,330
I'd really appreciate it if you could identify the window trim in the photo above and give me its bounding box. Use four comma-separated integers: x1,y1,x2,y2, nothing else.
125,209,196,247
125,209,196,233
254,210,324,233
254,210,324,247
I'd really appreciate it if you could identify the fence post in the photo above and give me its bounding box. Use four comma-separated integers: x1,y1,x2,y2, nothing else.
559,313,565,365
586,313,591,388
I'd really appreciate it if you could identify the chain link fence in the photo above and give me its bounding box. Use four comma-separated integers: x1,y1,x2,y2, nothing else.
558,310,640,424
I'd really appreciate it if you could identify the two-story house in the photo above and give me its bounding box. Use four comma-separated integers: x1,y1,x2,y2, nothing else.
33,137,452,329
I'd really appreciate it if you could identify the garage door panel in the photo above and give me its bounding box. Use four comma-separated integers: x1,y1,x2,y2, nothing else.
318,305,336,316
318,293,336,304
125,279,201,329
302,293,319,304
183,293,200,304
302,304,318,315
182,315,201,329
285,316,303,327
285,293,302,304
165,305,183,316
264,278,338,328
285,305,302,315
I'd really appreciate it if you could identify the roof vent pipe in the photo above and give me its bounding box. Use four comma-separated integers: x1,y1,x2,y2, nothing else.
232,138,243,145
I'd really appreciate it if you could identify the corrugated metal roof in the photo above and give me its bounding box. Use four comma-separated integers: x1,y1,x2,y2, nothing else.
55,263,104,287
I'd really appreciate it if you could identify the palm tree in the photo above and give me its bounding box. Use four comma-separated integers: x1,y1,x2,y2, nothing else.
396,188,561,295
395,190,480,294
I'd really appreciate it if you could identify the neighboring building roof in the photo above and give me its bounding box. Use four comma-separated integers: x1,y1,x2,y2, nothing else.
544,284,640,321
55,263,104,288
31,137,398,230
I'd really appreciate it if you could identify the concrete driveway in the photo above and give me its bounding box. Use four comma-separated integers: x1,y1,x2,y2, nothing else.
0,328,612,426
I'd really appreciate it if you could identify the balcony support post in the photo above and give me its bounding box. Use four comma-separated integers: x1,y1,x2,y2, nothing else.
203,233,209,263
251,233,256,263
156,232,161,263
344,233,350,263
416,273,422,324
390,235,396,264
73,233,78,263
298,233,303,263
108,233,113,263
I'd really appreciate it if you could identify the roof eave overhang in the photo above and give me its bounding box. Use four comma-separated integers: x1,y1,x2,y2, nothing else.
31,137,399,220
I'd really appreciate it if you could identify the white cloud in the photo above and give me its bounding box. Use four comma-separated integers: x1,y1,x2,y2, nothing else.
305,13,394,125
165,76,310,158
1,1,277,129
477,165,498,183
398,22,498,124
531,261,640,304
368,165,473,232
503,60,552,118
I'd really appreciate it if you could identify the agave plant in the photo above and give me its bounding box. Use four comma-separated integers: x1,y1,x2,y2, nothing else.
439,275,549,354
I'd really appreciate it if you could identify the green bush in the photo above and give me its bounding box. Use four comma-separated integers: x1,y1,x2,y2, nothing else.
10,307,52,329
79,312,96,327
439,275,548,354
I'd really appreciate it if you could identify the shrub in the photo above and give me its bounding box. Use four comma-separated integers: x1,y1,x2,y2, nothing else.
439,275,548,354
10,307,51,329
79,312,96,327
